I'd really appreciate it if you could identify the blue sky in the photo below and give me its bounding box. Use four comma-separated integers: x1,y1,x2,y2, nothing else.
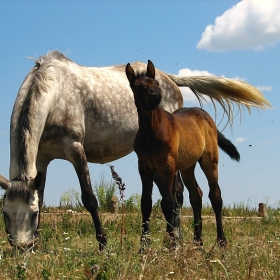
0,0,279,208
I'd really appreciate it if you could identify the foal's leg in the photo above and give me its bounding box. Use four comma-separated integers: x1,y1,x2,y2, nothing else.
199,159,227,247
155,162,182,248
68,142,106,251
181,165,204,246
154,171,184,242
138,161,154,251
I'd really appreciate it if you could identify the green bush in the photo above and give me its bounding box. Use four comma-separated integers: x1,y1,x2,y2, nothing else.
94,173,117,212
124,193,141,212
59,188,83,209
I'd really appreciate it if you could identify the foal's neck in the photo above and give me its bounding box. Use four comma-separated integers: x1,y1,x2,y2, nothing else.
137,106,163,136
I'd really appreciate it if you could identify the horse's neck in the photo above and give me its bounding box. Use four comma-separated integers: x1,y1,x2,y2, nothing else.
10,93,51,180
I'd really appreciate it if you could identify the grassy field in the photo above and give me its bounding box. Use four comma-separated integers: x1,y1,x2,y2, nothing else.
0,203,279,280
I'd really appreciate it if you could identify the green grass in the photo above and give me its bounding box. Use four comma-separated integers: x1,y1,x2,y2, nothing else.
0,204,279,280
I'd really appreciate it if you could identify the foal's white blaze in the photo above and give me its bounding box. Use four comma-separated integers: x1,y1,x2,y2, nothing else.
3,191,39,247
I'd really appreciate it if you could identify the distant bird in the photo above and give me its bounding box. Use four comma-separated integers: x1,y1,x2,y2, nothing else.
249,144,252,147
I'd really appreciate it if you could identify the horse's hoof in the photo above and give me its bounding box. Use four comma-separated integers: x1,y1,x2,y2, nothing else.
97,233,107,251
162,231,182,250
139,233,150,253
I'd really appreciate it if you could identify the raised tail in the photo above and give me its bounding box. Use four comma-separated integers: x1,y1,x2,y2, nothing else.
217,131,240,162
167,74,272,127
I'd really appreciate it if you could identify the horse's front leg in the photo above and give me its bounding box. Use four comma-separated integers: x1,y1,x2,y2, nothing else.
138,161,154,252
69,142,106,251
35,159,50,233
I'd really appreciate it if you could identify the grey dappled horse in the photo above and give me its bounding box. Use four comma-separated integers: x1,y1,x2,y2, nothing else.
0,51,270,251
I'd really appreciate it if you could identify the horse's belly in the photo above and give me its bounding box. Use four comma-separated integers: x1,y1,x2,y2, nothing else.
85,142,134,163
84,128,137,163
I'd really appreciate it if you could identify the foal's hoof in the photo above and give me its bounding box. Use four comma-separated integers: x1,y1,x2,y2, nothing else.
193,237,203,247
217,238,227,248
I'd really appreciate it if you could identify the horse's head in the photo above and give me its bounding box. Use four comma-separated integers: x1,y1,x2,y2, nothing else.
126,60,162,111
0,173,42,251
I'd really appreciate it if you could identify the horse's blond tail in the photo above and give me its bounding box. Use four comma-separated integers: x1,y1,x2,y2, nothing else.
167,74,272,127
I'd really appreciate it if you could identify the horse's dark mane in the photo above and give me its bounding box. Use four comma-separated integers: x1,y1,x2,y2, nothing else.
6,181,31,203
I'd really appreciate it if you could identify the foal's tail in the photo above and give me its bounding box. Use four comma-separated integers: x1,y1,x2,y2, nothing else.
167,74,272,127
217,131,240,162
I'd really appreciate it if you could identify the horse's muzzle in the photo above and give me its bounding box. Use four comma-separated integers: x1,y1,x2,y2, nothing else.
7,232,40,251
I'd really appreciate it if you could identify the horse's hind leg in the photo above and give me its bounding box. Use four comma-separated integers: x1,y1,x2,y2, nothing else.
199,158,227,247
173,171,184,239
68,142,107,251
181,165,203,246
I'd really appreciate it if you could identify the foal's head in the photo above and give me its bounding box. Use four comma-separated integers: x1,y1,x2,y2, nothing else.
126,60,162,111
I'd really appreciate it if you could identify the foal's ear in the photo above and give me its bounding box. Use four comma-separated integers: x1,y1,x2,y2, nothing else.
146,60,155,79
125,63,136,85
0,174,11,190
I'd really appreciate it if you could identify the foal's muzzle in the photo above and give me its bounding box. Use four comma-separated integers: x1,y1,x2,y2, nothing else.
148,90,162,109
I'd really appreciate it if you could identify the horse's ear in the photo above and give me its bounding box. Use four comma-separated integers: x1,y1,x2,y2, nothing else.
146,60,155,79
0,174,11,190
125,63,136,85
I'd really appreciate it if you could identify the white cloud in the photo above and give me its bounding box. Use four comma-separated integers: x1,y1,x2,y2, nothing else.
197,0,280,51
178,69,214,77
235,137,248,143
256,85,273,92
